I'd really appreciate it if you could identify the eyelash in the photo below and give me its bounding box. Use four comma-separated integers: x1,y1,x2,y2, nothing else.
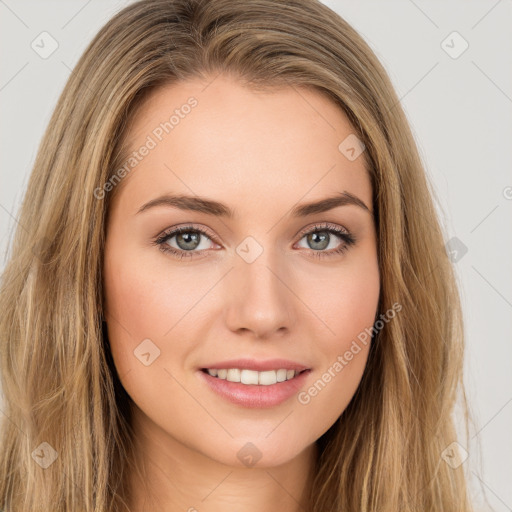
152,222,357,261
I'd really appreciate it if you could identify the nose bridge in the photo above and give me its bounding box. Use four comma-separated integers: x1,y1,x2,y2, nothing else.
223,240,295,337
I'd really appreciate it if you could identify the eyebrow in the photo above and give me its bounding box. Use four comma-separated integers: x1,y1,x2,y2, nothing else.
136,191,372,218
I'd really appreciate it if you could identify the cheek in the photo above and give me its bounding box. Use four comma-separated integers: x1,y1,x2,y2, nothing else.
104,246,195,344
294,256,379,423
297,246,380,348
102,244,179,384
103,247,202,428
325,268,379,345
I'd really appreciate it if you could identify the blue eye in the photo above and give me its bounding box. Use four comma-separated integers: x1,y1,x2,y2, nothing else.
153,222,356,260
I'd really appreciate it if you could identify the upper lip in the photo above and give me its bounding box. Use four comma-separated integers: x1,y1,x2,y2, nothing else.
200,358,311,372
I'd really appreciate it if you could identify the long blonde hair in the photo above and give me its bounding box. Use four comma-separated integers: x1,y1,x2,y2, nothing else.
0,0,474,510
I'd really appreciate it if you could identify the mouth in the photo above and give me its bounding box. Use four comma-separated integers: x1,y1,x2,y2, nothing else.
200,367,310,386
197,366,312,408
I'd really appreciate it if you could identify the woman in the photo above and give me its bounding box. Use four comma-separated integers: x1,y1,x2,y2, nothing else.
0,0,473,510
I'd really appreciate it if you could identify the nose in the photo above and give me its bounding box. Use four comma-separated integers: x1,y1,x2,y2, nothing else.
223,251,296,339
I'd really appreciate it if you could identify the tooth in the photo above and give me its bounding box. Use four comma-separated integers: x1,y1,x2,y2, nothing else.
240,369,259,385
276,369,287,382
226,368,241,383
259,370,277,385
208,368,302,384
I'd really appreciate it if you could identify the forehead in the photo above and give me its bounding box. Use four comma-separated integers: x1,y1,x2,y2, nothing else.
114,75,372,216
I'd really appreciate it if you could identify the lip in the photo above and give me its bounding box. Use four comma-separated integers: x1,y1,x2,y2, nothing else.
199,358,310,372
197,367,312,408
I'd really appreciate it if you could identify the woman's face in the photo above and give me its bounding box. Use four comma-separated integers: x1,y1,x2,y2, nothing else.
103,74,379,468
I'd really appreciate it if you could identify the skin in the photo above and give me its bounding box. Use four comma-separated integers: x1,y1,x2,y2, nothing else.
103,74,380,512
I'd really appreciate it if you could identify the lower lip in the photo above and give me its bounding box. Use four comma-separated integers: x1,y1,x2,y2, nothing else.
197,369,312,408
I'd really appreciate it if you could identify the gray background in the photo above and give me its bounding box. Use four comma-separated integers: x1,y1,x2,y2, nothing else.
1,1,511,510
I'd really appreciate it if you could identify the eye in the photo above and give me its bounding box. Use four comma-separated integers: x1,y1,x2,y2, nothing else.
294,222,357,260
153,222,357,260
153,224,218,260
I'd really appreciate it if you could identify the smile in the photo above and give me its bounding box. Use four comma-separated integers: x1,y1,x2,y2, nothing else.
202,368,305,385
198,368,312,408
